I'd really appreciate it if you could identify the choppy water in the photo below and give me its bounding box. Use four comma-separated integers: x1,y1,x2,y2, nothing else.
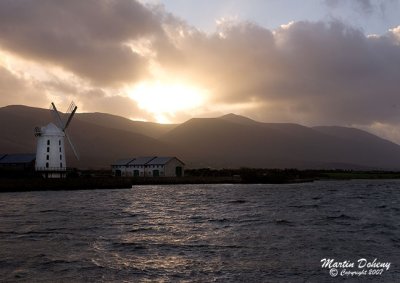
0,180,399,282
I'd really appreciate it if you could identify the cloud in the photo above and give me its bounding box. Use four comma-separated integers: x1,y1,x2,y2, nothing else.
324,0,399,15
325,0,373,13
0,66,48,107
76,89,153,120
157,19,400,127
0,0,163,86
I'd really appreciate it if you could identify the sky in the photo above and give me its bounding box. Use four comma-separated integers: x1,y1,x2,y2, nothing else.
0,0,400,142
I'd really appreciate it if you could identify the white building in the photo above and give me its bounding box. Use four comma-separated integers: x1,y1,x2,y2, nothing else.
34,123,67,178
112,156,185,177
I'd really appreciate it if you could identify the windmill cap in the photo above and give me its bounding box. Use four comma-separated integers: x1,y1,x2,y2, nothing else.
41,123,65,136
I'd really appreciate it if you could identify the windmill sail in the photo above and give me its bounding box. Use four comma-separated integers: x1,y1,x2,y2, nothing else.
65,131,80,160
63,102,77,130
49,101,80,160
50,103,64,129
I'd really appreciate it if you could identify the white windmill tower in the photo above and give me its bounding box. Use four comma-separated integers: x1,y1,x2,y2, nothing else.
34,102,79,178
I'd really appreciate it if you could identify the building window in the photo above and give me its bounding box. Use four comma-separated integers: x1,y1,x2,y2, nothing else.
47,147,50,152
59,147,62,153
59,140,61,145
60,155,62,160
60,163,63,168
46,155,49,160
46,162,49,168
47,140,50,145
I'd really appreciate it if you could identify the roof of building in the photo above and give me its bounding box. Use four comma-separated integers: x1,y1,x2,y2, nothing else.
0,154,6,161
112,158,135,166
147,157,179,165
0,154,36,164
112,156,185,166
128,156,157,165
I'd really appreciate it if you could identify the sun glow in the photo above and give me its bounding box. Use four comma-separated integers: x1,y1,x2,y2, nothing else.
128,81,208,123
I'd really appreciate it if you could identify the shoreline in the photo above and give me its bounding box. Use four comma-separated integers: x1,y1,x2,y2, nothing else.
1,170,400,192
0,176,312,192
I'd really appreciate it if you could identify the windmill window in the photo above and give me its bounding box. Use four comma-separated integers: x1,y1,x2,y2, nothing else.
47,147,50,153
59,147,62,152
60,155,62,160
47,140,50,145
46,155,49,160
59,140,61,145
46,162,49,168
60,163,62,168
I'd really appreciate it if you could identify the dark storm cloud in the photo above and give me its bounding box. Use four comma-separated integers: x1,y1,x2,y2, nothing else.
0,0,162,86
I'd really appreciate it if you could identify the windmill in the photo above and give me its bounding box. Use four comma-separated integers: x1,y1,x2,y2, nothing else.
34,102,79,178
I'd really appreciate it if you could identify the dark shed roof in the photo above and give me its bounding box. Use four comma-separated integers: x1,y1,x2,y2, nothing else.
0,154,36,164
112,156,185,167
112,158,135,166
128,157,157,165
146,157,175,165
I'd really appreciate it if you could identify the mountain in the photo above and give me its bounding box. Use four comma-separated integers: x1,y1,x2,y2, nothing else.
161,113,400,169
220,113,259,125
1,105,400,170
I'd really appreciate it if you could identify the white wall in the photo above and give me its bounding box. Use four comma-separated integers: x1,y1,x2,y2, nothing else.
35,123,66,173
164,158,185,177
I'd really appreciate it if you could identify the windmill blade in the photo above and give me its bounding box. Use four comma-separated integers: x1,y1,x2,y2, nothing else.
66,101,76,115
65,131,80,160
50,102,64,129
63,105,77,130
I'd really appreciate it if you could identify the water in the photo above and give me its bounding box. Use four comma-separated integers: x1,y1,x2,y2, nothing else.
0,180,399,282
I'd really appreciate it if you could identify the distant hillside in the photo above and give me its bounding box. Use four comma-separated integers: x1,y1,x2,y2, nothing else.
161,114,400,169
1,105,400,170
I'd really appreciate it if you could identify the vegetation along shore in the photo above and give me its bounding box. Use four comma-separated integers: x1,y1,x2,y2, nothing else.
1,168,400,192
